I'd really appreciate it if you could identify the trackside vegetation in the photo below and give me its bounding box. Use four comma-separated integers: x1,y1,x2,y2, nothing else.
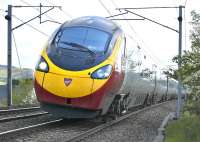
165,103,200,142
0,66,39,107
0,78,38,107
12,78,37,105
165,10,200,142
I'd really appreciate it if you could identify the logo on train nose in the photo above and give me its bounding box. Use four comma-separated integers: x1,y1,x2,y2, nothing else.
64,78,72,86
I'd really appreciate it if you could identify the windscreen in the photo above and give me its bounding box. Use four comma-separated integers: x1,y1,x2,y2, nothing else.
54,27,111,54
47,26,112,71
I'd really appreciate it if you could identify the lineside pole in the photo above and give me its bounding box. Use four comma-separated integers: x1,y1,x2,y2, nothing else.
6,5,12,107
4,4,60,108
176,5,183,119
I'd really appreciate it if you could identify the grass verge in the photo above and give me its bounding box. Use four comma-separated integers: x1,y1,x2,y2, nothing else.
0,79,38,107
165,111,200,142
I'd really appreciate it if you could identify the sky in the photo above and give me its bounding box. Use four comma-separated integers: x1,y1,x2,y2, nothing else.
0,0,199,70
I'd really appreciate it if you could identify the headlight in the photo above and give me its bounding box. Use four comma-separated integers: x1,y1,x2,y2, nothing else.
35,57,49,73
91,65,112,79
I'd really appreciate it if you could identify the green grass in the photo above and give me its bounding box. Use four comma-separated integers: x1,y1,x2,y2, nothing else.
0,66,37,107
0,79,38,107
165,113,200,142
12,79,37,105
0,69,6,83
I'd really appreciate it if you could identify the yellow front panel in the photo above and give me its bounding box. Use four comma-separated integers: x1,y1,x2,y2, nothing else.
39,35,122,98
43,73,93,98
34,71,45,87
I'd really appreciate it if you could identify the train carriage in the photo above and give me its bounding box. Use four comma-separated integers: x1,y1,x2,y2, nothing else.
34,16,177,118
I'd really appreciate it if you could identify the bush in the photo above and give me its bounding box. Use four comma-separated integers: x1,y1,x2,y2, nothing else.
165,99,200,142
184,100,200,116
165,114,200,142
12,78,38,105
0,79,38,107
12,79,19,86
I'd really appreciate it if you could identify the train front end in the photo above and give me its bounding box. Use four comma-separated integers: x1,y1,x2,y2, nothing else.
34,17,125,118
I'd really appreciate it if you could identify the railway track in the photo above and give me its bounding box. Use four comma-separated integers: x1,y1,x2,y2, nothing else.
0,111,48,123
0,106,40,114
0,119,62,137
66,101,171,142
0,106,49,123
0,101,172,142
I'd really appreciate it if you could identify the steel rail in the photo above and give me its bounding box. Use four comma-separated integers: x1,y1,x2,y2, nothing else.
0,119,62,137
0,106,40,113
66,101,172,142
0,101,173,140
0,111,48,123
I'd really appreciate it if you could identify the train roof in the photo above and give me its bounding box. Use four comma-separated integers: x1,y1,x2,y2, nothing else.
62,16,120,34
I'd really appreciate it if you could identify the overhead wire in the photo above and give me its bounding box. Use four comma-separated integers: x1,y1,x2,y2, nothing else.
171,0,188,52
0,10,22,71
110,0,165,66
12,31,22,70
106,0,155,63
172,0,179,13
98,0,112,16
184,0,188,6
45,0,73,19
20,0,60,24
13,15,49,37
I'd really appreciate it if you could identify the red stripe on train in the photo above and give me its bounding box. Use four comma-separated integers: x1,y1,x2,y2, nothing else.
34,70,124,110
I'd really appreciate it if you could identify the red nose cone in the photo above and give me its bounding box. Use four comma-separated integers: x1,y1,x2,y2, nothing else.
64,78,72,86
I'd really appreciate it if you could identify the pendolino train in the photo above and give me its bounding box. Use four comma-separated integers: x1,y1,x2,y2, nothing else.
34,16,178,118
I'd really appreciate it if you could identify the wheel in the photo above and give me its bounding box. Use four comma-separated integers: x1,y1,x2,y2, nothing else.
108,94,129,118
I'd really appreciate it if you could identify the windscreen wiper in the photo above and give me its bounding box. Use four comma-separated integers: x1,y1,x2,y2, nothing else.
60,41,96,56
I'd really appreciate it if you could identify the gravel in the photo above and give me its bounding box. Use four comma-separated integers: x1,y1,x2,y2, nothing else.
0,101,176,142
0,110,46,120
0,113,58,133
80,101,176,142
0,119,101,142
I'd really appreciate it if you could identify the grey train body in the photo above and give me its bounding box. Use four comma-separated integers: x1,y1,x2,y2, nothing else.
117,35,178,108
